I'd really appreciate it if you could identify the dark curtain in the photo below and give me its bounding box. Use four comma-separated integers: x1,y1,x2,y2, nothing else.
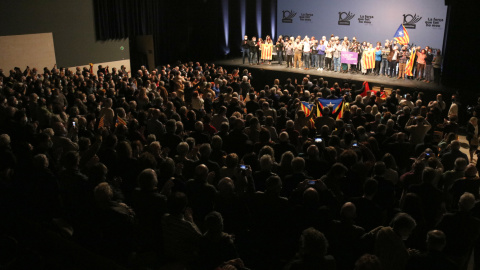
94,0,223,67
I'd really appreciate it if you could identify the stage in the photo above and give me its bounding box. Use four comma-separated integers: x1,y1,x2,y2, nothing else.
214,57,452,99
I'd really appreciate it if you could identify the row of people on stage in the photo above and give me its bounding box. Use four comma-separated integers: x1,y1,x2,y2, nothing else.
241,35,443,84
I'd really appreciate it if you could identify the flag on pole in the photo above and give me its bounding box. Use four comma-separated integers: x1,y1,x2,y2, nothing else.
405,48,416,76
89,63,94,74
300,101,314,117
393,24,410,45
362,50,375,70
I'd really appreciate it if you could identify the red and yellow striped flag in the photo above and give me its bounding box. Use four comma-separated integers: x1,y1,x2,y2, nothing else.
362,50,375,70
405,48,416,76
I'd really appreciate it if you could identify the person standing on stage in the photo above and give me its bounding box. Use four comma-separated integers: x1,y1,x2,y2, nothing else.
350,43,361,73
397,45,410,80
380,42,390,76
248,37,259,65
294,37,303,69
416,49,426,80
303,36,311,70
333,39,342,72
242,35,250,64
311,40,319,69
258,38,264,64
284,37,294,68
341,38,350,73
374,42,382,76
388,45,398,78
325,43,334,71
285,38,294,68
317,40,326,71
424,48,434,83
433,50,442,84
261,36,273,65
275,36,284,65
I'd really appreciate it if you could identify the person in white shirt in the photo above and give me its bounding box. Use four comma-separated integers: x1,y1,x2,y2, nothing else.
303,36,311,70
191,91,204,111
399,94,415,110
448,95,458,120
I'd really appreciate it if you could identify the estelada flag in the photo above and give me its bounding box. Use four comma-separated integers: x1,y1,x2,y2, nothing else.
362,50,375,69
317,98,343,115
300,101,314,117
405,48,416,76
393,24,410,45
115,116,127,127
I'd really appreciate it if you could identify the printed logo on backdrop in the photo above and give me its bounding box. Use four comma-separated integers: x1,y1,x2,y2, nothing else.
358,15,374,24
403,14,422,29
300,13,313,22
338,12,355,25
282,10,297,23
425,17,444,28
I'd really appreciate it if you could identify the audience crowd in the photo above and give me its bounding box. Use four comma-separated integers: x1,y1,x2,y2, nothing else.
0,62,480,270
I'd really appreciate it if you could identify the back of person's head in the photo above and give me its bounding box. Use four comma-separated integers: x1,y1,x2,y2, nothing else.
217,177,235,194
33,153,49,169
166,119,176,133
459,192,476,211
167,192,188,215
426,230,446,252
450,140,460,151
292,157,305,173
329,162,348,178
340,202,357,221
303,188,320,206
265,175,282,194
137,168,158,191
279,131,289,142
194,164,209,182
412,160,426,174
260,154,274,171
204,211,224,234
454,157,468,171
299,227,328,259
465,164,478,178
391,212,417,240
340,149,358,168
354,254,382,270
94,182,113,204
198,143,212,159
373,161,386,176
225,153,239,168
422,167,436,184
176,142,189,156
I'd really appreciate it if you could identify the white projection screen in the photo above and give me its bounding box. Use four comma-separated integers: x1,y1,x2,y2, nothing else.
0,33,56,71
277,0,447,50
